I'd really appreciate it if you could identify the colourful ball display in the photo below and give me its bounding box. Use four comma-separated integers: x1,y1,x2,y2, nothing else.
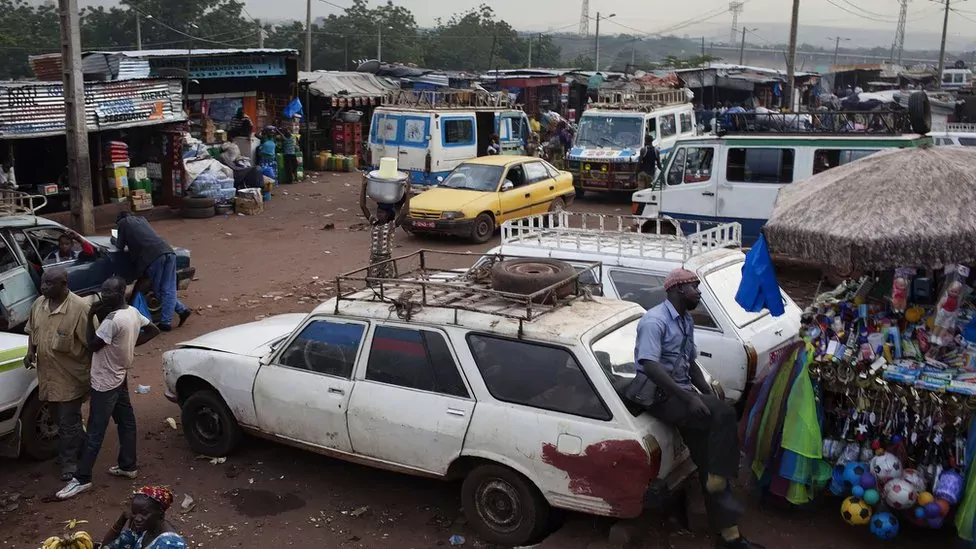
860,472,877,490
926,516,944,529
914,507,926,520
924,502,942,519
841,497,873,526
871,453,904,485
882,479,918,510
917,491,935,506
869,512,900,540
843,462,869,490
863,489,880,506
935,499,951,517
902,469,927,492
852,486,865,498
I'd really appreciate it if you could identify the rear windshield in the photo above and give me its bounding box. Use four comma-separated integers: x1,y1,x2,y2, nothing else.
705,261,788,328
591,318,639,382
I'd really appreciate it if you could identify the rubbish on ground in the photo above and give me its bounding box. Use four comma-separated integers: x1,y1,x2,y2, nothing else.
181,494,196,513
449,534,465,545
135,385,151,394
349,506,368,517
164,417,178,430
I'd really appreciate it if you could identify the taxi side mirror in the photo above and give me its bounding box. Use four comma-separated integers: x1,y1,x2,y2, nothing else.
501,181,514,191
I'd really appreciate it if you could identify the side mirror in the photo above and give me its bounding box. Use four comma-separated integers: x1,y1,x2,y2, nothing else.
501,181,514,191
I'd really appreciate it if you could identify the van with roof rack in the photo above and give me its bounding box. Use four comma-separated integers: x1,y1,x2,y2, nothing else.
368,89,530,186
162,249,730,546
631,95,934,246
567,88,695,197
486,212,802,403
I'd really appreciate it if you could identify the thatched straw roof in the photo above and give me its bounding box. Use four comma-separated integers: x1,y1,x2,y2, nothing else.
764,146,976,271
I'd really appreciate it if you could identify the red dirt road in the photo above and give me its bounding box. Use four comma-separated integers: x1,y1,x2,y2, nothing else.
0,173,956,548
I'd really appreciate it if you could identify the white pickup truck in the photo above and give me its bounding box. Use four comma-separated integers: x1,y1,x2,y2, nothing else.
487,212,802,402
0,331,57,460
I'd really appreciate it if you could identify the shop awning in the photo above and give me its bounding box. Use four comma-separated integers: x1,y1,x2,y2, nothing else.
300,71,397,106
0,79,186,139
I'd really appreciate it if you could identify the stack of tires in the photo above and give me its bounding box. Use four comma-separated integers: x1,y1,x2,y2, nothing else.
181,196,216,219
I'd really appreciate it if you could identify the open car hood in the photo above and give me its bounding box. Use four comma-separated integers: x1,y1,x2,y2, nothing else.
175,313,306,357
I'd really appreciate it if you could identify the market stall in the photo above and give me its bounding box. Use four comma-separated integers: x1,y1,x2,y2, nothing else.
739,146,976,542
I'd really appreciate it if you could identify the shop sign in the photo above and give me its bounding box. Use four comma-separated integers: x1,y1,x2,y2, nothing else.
0,79,184,138
152,56,287,80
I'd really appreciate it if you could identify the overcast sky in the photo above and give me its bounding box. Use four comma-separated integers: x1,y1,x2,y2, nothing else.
76,0,973,49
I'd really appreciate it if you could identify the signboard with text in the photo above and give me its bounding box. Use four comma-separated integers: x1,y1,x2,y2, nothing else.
151,56,288,80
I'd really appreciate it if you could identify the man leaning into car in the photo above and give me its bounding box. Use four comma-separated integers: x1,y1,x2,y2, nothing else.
23,268,92,481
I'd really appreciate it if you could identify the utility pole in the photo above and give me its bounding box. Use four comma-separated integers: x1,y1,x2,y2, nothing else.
304,0,312,71
377,25,383,63
58,0,94,234
527,35,532,68
739,27,747,64
344,35,348,70
830,36,849,65
135,12,142,50
594,12,601,71
785,0,800,111
936,0,950,90
257,19,264,48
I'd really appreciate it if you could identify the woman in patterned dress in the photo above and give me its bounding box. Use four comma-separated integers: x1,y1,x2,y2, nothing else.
99,486,186,549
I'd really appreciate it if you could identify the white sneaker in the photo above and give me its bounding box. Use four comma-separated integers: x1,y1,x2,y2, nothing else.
108,466,138,479
56,478,92,500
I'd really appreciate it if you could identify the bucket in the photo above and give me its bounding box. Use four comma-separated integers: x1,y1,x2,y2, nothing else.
365,169,408,205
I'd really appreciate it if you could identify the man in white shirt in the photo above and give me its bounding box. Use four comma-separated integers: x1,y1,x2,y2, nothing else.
56,276,160,500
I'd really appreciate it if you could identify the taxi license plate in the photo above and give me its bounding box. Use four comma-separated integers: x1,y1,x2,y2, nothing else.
414,221,435,228
42,184,59,196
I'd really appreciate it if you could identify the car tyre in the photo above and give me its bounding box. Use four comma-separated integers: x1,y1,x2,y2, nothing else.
470,213,495,244
20,394,58,460
908,91,931,135
182,196,216,209
461,464,550,547
181,206,216,219
181,390,242,457
544,197,565,228
490,258,576,301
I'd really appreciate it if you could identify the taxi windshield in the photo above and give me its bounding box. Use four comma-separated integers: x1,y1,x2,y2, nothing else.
440,164,504,192
576,115,644,149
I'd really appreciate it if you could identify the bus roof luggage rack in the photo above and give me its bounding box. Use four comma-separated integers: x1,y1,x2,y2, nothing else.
720,109,912,135
381,88,512,109
0,190,47,215
501,212,742,262
946,122,976,133
334,249,602,324
589,88,689,112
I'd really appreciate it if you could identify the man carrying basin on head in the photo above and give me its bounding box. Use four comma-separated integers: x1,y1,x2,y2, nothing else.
625,267,762,549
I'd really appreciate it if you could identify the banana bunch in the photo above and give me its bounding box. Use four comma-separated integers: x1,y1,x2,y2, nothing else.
39,520,94,549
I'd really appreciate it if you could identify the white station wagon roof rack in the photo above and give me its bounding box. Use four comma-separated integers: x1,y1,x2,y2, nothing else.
381,88,513,110
501,212,742,262
589,88,689,112
333,249,602,331
945,122,976,133
0,190,47,216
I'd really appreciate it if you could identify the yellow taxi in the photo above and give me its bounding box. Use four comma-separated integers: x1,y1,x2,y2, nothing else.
405,156,576,243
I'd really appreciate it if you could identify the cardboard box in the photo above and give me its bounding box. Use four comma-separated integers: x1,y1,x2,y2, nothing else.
131,196,153,212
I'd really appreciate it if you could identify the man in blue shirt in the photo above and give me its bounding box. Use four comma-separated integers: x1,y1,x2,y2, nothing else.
626,267,760,549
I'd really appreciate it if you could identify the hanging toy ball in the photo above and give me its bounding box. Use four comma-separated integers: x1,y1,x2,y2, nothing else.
863,489,881,506
882,478,918,510
934,471,964,505
843,462,869,491
860,472,877,490
902,469,927,492
935,499,951,517
917,491,935,506
871,453,904,486
923,502,942,519
841,497,874,526
869,512,900,540
852,486,866,498
914,506,927,520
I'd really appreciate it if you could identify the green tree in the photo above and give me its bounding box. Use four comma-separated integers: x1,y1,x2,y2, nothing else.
0,0,61,78
424,5,524,71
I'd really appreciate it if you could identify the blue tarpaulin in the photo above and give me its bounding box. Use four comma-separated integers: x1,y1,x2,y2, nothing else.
735,234,786,317
283,97,303,119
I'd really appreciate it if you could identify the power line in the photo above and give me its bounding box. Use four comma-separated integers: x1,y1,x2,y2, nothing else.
822,0,899,22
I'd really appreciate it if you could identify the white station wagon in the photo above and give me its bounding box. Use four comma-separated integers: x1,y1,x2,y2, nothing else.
162,251,708,546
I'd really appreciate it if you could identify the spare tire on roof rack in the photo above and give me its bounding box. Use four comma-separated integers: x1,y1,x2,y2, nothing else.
908,91,931,135
490,258,577,303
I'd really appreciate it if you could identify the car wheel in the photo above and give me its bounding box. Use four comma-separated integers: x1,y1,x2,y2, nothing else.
544,197,565,228
181,390,242,457
470,213,495,244
461,464,550,546
20,394,59,460
490,258,576,301
181,206,216,219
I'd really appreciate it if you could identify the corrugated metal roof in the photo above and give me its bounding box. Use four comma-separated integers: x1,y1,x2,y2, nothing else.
84,48,299,59
675,63,817,78
0,79,185,139
300,71,398,98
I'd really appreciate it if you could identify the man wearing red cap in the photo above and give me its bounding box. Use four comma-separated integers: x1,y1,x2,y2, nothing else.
626,267,761,549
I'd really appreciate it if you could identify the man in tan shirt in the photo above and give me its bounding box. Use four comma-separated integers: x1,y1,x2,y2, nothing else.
24,268,92,481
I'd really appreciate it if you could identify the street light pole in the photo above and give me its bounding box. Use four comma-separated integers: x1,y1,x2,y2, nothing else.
527,34,532,68
936,0,950,90
830,36,849,65
594,12,615,71
785,0,800,111
377,25,382,63
739,27,747,65
136,12,142,50
304,0,312,71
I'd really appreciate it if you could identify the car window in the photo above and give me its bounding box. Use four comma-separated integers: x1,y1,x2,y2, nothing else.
444,118,475,145
608,270,666,310
726,148,795,184
366,326,468,398
277,320,365,378
505,165,526,188
9,231,41,267
26,228,78,266
523,162,550,183
592,318,640,379
543,161,561,178
441,164,505,192
668,147,714,185
468,334,611,421
960,137,976,147
680,112,694,134
573,266,603,295
659,114,676,138
0,236,20,272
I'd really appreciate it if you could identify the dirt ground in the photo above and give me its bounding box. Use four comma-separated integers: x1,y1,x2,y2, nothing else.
0,172,957,548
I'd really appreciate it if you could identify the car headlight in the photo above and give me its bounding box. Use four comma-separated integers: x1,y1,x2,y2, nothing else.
441,211,465,220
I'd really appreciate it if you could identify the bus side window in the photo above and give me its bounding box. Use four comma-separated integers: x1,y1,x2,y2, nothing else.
666,148,687,186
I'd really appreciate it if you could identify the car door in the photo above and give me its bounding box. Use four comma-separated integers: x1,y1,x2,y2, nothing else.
659,146,718,224
497,164,532,222
0,233,36,329
604,267,731,390
440,115,478,172
346,324,474,474
252,317,367,452
522,160,558,214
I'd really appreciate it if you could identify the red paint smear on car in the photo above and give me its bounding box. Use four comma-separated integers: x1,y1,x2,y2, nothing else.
541,439,661,516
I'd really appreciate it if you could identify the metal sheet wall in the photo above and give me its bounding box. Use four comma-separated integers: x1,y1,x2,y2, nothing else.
0,79,185,139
